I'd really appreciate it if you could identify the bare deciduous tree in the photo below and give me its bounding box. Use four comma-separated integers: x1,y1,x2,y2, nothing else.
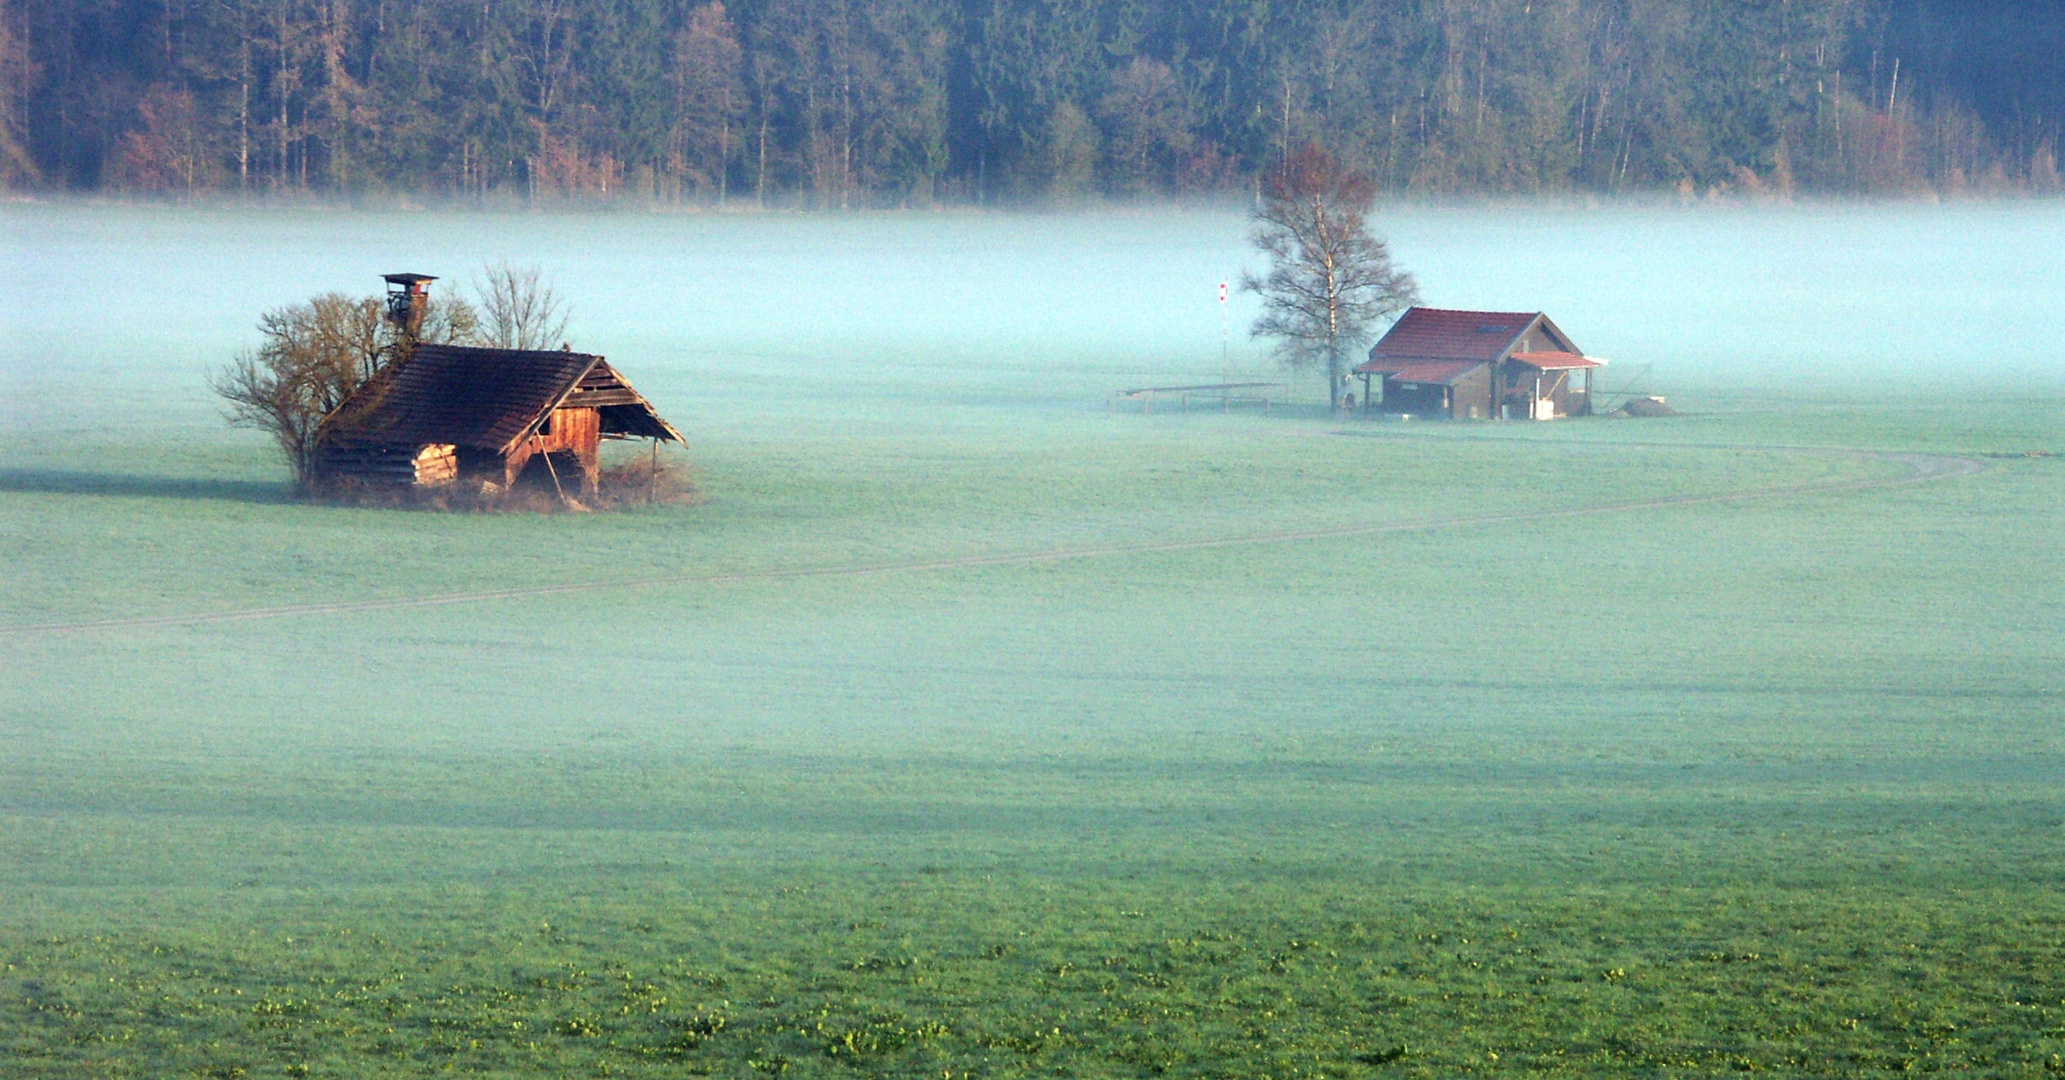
475,260,572,350
212,293,387,488
211,289,478,488
112,83,216,195
1242,144,1418,410
416,290,483,348
669,1,744,204
0,0,35,189
1039,100,1097,202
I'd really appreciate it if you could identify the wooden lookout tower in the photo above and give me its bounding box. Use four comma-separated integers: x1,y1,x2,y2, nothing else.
382,272,437,338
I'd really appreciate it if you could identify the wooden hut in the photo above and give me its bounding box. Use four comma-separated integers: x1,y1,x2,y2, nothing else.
314,342,684,499
1354,307,1603,420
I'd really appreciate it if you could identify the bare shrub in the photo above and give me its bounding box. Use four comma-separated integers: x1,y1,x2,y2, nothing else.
596,451,700,509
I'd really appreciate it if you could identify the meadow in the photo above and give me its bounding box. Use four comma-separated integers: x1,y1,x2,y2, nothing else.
1,202,2061,1078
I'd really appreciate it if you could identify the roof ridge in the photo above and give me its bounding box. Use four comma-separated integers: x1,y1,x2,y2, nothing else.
412,341,606,361
1405,305,1541,317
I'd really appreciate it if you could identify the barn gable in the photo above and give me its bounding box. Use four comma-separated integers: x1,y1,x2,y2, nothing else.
1359,307,1538,370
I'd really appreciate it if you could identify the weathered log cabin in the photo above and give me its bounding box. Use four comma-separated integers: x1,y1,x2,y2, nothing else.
1354,307,1604,420
313,275,683,499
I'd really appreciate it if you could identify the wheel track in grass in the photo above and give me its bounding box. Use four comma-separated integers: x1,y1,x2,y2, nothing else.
0,448,1989,637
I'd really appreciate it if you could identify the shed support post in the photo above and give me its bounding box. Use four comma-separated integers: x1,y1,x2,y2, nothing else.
536,436,570,505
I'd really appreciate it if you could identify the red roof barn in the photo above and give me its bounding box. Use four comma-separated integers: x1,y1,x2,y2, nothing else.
1354,307,1603,420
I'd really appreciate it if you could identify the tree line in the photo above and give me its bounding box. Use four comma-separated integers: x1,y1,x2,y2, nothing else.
4,0,2060,204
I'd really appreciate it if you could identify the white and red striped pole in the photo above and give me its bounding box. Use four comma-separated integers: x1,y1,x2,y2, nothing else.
1219,282,1229,382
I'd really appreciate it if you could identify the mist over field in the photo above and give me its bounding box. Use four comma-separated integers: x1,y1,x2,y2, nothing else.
5,201,2062,442
1,200,2061,1078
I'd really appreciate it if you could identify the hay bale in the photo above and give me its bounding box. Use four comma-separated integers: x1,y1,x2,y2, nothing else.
1618,396,1676,418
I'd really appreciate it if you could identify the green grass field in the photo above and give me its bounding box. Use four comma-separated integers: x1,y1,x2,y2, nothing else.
3,380,2061,1077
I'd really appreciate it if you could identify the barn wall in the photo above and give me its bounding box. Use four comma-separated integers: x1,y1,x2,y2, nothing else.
1540,370,1590,417
1494,362,1525,418
1502,367,1593,419
315,443,456,488
1512,321,1571,356
1379,380,1447,416
550,407,600,496
548,407,601,473
1535,317,1578,354
1569,370,1593,416
498,408,603,492
1451,366,1493,419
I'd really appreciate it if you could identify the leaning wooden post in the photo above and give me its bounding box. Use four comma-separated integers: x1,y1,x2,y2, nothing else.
534,432,570,506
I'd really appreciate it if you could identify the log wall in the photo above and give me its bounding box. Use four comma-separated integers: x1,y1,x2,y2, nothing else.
317,443,458,487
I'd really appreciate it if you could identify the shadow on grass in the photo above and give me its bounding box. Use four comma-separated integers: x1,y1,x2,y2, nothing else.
0,469,293,504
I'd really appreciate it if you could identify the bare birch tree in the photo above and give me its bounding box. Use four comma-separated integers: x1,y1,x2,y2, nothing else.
1242,144,1417,410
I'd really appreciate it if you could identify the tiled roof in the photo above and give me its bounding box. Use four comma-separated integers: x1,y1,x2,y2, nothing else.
1509,351,1601,370
1356,358,1486,384
320,344,681,454
1367,307,1539,363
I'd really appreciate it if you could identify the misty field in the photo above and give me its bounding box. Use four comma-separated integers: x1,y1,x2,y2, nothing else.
2,204,2062,1078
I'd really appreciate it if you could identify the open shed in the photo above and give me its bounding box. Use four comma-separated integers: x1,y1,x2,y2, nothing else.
1354,307,1603,420
314,343,684,500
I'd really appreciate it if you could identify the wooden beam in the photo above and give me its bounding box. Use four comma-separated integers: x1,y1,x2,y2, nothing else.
560,389,644,406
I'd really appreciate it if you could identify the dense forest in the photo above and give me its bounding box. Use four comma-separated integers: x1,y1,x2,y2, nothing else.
2,0,2061,204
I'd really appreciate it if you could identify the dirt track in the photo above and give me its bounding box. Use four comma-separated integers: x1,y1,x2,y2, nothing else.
2,448,1987,637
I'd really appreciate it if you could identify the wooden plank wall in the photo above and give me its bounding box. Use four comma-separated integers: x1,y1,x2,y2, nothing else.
502,408,602,494
318,443,457,487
